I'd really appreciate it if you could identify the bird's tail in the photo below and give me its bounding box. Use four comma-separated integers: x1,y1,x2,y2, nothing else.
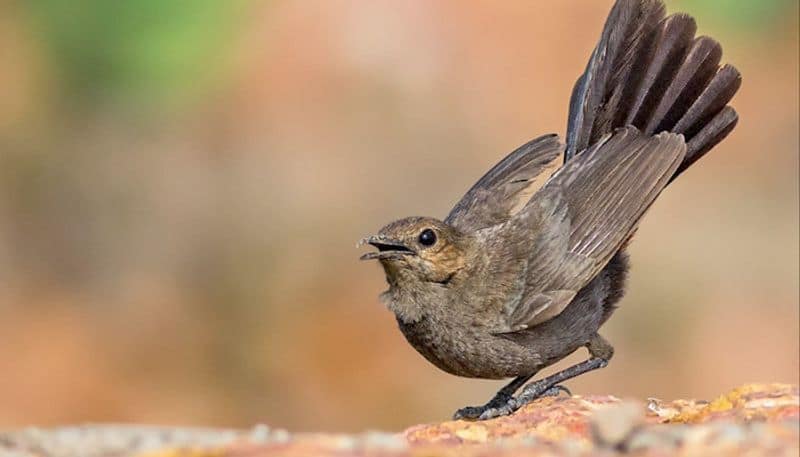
565,0,740,180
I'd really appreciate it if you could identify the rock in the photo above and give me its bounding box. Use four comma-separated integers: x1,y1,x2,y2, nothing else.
590,400,645,449
0,384,796,457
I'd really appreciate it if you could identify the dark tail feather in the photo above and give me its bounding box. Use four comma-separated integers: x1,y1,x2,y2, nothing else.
565,0,741,179
625,14,697,130
566,0,667,158
679,106,739,176
645,37,722,135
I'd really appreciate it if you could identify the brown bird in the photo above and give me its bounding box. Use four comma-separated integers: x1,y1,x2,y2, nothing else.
360,0,740,420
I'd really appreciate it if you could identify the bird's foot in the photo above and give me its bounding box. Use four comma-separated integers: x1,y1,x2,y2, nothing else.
515,382,571,409
453,392,513,420
474,384,571,421
455,384,570,421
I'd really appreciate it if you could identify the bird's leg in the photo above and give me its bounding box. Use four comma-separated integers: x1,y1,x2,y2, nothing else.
476,333,614,420
512,357,607,407
452,373,534,420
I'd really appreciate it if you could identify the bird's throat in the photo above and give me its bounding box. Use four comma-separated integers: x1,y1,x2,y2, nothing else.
380,288,424,324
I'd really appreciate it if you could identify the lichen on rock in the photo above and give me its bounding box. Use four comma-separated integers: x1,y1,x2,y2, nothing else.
0,384,797,457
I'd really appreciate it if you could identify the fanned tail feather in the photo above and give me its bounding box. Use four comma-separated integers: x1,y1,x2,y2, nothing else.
565,0,741,179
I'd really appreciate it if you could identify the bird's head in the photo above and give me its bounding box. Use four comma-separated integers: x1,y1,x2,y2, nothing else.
359,216,469,288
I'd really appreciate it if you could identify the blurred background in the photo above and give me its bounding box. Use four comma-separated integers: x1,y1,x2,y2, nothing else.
0,0,796,432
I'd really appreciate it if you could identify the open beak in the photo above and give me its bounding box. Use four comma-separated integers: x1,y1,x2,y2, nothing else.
358,235,417,261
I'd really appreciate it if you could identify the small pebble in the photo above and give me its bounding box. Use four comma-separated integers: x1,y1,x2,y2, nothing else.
591,400,645,447
271,428,291,444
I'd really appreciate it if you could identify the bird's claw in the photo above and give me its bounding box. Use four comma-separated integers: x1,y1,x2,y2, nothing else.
453,393,513,420
516,382,571,406
477,400,519,420
548,384,572,397
453,406,482,420
456,383,571,421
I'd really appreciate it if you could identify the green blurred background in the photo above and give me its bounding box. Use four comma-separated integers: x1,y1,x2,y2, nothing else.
0,0,796,431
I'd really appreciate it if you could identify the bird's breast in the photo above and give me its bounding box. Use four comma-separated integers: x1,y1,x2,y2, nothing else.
395,309,541,379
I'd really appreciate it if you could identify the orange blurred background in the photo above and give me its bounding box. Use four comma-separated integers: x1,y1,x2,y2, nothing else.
0,0,797,432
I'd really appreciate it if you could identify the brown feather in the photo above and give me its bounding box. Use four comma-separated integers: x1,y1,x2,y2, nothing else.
566,0,740,180
492,128,685,332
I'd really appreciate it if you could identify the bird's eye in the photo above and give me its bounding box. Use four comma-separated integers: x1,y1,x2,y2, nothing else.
418,228,437,247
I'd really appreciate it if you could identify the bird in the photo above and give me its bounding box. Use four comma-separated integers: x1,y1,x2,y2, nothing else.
359,0,740,421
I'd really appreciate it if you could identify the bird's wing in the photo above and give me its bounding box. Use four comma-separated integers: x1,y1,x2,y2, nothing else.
490,127,685,333
445,134,562,232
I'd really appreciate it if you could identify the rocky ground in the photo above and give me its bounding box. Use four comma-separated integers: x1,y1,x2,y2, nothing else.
1,383,797,457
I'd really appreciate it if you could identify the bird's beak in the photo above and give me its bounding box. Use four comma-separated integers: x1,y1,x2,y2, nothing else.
358,235,417,261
